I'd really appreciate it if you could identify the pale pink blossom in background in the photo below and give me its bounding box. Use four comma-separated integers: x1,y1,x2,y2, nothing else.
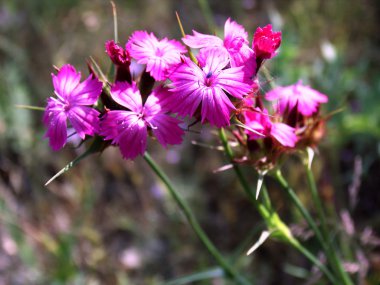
265,80,328,116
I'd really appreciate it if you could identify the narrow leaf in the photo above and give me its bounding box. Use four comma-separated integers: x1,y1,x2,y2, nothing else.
15,104,45,111
89,56,109,83
110,1,118,43
45,137,105,186
175,12,197,64
234,122,265,137
164,267,223,285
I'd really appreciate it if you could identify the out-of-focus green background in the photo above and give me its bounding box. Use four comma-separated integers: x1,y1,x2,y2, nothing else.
0,0,379,284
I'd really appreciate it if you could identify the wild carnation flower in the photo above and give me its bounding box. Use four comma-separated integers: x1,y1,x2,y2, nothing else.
265,80,328,116
253,24,281,60
167,48,252,127
105,40,130,66
43,64,102,151
99,82,184,160
243,108,298,147
183,18,255,70
126,31,187,81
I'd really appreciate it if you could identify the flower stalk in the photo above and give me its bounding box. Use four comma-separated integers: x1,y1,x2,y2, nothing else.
304,164,354,285
275,168,353,285
218,129,337,283
143,152,251,285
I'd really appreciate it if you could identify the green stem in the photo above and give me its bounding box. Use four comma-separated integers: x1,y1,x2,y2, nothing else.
305,166,354,285
289,239,338,284
218,129,336,283
275,169,326,247
197,0,216,32
143,152,251,285
275,169,352,285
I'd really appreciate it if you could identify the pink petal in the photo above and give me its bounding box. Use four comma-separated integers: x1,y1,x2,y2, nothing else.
217,67,252,98
244,108,272,139
99,111,123,143
44,111,68,151
67,106,100,139
127,30,186,81
148,114,184,147
270,123,298,147
223,18,249,50
52,64,81,99
110,81,142,112
70,75,103,105
182,31,223,48
265,81,328,116
118,119,147,160
201,88,234,127
197,47,230,72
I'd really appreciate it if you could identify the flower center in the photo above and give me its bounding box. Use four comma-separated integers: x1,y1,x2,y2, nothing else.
63,102,71,112
204,71,213,87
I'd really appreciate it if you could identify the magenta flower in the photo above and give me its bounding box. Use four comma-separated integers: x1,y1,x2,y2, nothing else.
126,31,187,81
105,40,130,66
43,64,102,151
99,82,184,160
243,108,298,147
183,18,255,69
265,81,328,116
253,24,281,60
167,48,252,127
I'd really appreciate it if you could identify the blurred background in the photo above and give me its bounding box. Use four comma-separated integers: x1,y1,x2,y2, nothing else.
0,0,379,284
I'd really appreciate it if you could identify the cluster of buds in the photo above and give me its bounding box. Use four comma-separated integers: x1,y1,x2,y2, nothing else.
43,19,328,169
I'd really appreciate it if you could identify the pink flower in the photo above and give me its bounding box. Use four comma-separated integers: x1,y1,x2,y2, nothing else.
126,31,187,81
244,108,298,147
105,40,130,66
99,82,184,160
183,18,255,70
265,81,328,116
43,64,102,151
167,48,252,127
253,24,281,60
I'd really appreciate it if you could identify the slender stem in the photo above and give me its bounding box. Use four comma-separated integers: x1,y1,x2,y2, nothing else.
218,129,337,283
219,129,272,221
143,152,251,285
275,169,352,285
15,104,45,111
289,239,338,284
275,170,326,246
305,166,354,285
110,1,118,43
261,185,273,211
197,0,216,32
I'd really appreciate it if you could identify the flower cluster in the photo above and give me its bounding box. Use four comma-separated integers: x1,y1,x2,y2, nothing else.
43,19,328,165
